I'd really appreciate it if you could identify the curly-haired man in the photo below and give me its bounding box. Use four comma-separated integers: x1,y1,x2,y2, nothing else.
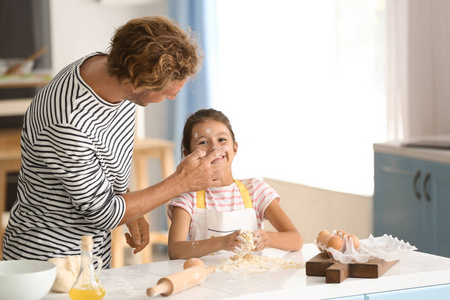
2,16,227,267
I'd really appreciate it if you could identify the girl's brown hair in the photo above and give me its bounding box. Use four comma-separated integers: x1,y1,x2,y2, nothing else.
106,16,202,91
181,109,236,158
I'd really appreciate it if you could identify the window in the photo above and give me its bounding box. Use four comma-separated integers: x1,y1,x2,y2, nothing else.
214,0,386,196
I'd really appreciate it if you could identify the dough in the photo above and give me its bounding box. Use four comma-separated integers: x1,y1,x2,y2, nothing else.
234,230,255,256
48,255,80,293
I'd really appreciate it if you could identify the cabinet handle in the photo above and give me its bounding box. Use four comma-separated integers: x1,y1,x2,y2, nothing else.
413,170,421,200
423,172,431,202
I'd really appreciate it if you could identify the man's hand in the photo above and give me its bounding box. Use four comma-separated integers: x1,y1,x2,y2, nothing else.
125,216,150,254
175,146,228,192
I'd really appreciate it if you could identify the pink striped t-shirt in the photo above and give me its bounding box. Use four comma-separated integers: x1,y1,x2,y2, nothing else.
167,178,280,230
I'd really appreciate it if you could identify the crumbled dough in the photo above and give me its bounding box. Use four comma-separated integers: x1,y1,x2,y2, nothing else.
234,230,255,256
217,253,304,275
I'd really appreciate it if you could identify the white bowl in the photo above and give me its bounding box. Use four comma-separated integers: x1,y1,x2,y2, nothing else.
0,260,56,300
0,58,34,76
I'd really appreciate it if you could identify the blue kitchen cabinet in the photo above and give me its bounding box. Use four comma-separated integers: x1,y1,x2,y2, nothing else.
428,160,450,257
326,284,450,299
365,284,450,299
374,152,450,257
327,295,365,300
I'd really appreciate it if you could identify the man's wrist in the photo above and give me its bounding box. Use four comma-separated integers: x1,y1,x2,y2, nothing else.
162,171,187,198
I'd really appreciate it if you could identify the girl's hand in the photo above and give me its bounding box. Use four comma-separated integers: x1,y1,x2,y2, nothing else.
223,230,240,252
253,229,269,251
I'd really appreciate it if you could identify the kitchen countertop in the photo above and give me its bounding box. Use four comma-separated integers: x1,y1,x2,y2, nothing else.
43,243,450,300
374,141,450,165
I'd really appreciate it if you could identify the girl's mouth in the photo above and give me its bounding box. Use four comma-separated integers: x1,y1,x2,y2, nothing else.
212,155,225,163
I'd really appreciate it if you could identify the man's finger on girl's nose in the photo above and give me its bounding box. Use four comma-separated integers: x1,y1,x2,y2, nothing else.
186,148,206,160
205,145,228,162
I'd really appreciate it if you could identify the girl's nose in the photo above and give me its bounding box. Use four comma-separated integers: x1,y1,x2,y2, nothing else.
210,145,218,153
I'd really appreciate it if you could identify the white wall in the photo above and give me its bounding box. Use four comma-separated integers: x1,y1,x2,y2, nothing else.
386,1,450,141
50,0,166,73
263,178,373,245
49,0,169,140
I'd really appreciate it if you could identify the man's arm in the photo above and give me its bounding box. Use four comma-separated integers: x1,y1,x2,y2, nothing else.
119,146,227,225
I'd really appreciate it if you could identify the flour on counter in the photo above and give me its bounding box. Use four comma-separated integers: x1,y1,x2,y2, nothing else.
217,253,304,275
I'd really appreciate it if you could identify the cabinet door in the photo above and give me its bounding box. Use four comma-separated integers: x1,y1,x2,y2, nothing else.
374,153,427,251
428,161,450,257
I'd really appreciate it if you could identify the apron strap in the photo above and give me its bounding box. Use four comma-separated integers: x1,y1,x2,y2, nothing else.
234,179,253,209
196,189,206,209
196,179,253,209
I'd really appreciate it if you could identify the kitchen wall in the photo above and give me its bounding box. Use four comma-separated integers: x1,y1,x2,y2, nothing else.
263,178,372,245
49,0,169,139
50,0,165,74
386,0,450,140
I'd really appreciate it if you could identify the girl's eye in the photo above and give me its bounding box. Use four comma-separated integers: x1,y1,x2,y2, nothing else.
198,140,207,145
218,138,227,142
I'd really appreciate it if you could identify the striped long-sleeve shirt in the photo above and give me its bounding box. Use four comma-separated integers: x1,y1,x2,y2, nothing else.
2,53,135,268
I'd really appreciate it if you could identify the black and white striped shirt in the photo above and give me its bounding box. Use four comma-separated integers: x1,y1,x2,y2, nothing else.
2,53,135,268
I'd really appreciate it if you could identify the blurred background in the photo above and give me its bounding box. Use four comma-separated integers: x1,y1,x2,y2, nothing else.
1,0,450,264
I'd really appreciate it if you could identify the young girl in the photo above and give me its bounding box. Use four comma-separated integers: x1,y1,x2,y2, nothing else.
167,109,303,259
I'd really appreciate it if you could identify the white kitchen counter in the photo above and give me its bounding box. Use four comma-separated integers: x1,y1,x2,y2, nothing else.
43,243,450,300
374,141,450,165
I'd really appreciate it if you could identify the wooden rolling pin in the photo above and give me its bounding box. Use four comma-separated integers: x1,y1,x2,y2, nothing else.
146,260,215,297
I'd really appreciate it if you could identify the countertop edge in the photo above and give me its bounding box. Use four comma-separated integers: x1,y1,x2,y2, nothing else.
373,143,450,165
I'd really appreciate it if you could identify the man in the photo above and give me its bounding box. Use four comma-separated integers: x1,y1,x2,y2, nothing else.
2,16,226,267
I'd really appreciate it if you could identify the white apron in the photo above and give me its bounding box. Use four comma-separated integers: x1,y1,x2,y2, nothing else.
190,179,259,240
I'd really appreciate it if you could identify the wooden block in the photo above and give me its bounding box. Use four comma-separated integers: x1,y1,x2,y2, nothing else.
349,258,398,278
306,253,399,283
305,252,335,276
326,262,349,283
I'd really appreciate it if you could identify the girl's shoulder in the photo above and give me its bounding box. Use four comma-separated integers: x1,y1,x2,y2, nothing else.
238,178,270,189
238,177,263,184
169,192,197,205
167,192,197,218
238,178,279,200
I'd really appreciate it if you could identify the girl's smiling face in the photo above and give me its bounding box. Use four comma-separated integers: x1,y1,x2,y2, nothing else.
190,119,238,180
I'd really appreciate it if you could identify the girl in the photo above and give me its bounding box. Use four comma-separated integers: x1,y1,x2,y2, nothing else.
167,109,303,259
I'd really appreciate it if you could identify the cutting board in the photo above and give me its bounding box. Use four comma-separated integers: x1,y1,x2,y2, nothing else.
306,252,398,283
